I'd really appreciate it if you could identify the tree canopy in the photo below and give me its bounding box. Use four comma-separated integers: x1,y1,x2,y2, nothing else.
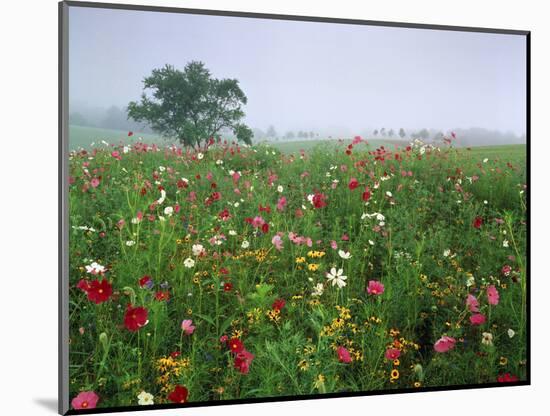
128,62,252,147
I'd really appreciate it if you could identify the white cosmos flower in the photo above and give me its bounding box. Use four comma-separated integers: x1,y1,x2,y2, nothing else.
85,262,106,275
164,206,174,216
192,244,205,256
229,230,237,236
159,166,166,172
386,191,393,197
368,240,375,246
277,185,283,193
483,158,489,163
507,328,515,338
338,250,352,259
125,240,136,246
137,391,154,405
241,240,250,249
123,146,130,153
326,267,347,288
157,189,166,205
443,249,451,257
183,257,195,268
311,283,324,297
481,332,493,346
216,159,223,165
503,240,509,248
197,152,204,160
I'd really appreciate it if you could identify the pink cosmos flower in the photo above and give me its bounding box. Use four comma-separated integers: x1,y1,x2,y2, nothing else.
251,216,265,228
434,336,456,353
487,285,500,305
466,294,480,312
72,391,99,410
367,280,385,296
470,313,486,326
276,196,287,212
181,319,195,335
90,177,100,188
337,346,352,363
111,150,121,160
385,348,401,360
272,235,283,251
234,349,255,374
330,240,338,250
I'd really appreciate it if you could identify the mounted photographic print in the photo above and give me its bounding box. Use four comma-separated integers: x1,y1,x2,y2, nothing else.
59,1,530,414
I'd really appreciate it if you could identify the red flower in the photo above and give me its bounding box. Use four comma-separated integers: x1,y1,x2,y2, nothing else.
473,216,483,229
124,305,148,331
312,192,327,209
168,385,189,403
218,208,231,221
348,177,359,190
86,279,112,304
228,338,244,353
272,298,286,311
154,290,170,302
76,279,91,292
261,223,269,233
497,373,519,383
234,349,255,374
337,346,352,363
139,275,153,288
223,282,233,292
128,131,133,137
384,348,401,360
362,187,371,202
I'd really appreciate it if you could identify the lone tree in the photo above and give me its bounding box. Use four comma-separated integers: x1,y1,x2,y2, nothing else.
399,128,406,139
128,62,252,147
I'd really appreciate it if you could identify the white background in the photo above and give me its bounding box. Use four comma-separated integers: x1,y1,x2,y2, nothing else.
1,0,547,415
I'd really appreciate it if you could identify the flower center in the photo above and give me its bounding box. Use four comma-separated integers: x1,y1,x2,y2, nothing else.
81,401,88,408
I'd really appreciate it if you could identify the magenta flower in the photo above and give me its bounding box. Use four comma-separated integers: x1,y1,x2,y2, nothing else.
90,177,100,188
251,216,265,228
466,294,480,312
181,319,196,335
487,285,500,305
384,348,401,360
72,391,99,410
434,336,456,353
337,346,352,363
367,280,385,296
469,313,487,326
276,196,287,212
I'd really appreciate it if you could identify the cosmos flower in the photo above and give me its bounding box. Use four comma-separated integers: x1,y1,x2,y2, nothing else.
181,319,196,335
86,279,112,304
337,346,352,363
434,336,456,353
385,348,401,360
168,385,189,403
228,338,244,354
338,250,352,259
311,283,324,297
234,349,255,374
367,280,384,296
85,261,106,275
137,391,154,405
124,305,148,332
470,313,487,326
183,258,195,268
272,299,286,311
487,285,500,305
72,391,99,410
326,268,347,288
473,216,483,229
348,178,359,190
192,244,205,256
466,294,480,312
481,332,494,346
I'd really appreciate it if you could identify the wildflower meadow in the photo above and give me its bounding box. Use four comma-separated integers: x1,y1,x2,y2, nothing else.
68,135,527,410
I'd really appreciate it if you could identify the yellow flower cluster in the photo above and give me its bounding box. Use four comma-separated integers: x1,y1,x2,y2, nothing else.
233,249,273,262
307,250,326,259
246,308,263,325
155,355,190,396
266,308,281,323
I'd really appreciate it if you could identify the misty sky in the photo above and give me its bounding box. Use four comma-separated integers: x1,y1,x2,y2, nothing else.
69,6,527,135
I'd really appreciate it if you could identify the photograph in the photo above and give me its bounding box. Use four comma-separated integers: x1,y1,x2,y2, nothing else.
60,1,529,413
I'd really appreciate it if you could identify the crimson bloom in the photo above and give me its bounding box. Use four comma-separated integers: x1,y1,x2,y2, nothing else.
228,338,244,353
86,279,112,304
168,385,189,403
234,349,255,374
312,192,327,209
272,298,286,311
497,373,519,383
362,187,371,202
124,305,148,331
337,346,352,363
473,216,483,229
72,391,99,410
348,177,359,190
139,275,153,289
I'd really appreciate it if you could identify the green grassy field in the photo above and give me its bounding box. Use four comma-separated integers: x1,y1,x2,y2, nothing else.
68,134,527,409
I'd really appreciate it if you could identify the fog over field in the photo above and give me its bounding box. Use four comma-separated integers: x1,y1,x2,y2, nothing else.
69,7,527,145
